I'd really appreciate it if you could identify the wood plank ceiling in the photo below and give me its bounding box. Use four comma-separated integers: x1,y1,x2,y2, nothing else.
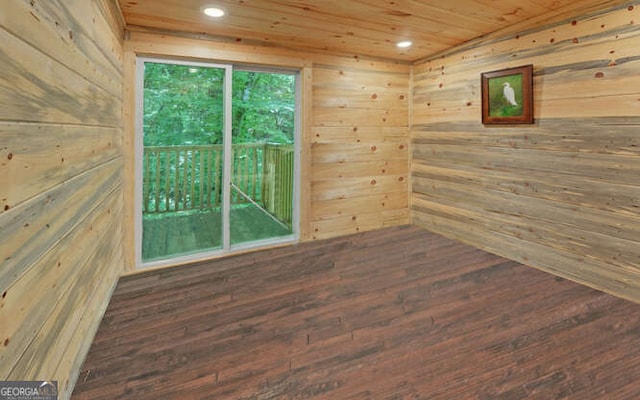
118,0,627,62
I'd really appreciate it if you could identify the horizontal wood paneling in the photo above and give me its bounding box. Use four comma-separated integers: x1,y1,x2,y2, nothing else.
412,4,640,124
312,160,408,180
0,159,122,295
125,31,312,68
0,26,120,126
411,2,640,302
312,142,407,164
311,60,409,239
0,123,121,210
0,1,125,398
1,1,122,97
312,126,407,144
5,188,123,377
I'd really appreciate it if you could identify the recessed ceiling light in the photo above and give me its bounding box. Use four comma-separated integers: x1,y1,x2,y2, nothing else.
203,7,225,18
397,41,412,48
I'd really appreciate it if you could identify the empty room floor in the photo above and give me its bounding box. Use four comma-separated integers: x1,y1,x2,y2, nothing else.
72,225,640,399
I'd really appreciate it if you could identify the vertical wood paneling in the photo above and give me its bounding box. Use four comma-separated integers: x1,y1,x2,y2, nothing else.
0,1,125,398
411,3,640,302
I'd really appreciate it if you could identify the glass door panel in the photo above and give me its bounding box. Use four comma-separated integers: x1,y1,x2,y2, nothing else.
141,61,228,262
229,70,295,246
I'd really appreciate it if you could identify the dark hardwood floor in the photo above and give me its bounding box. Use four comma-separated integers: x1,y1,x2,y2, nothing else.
72,225,640,399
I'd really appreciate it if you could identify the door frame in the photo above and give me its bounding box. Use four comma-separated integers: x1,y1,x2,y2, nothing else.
134,56,300,270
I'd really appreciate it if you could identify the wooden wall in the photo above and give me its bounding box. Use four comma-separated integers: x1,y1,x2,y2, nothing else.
122,32,410,268
0,1,125,398
310,57,409,239
411,3,640,302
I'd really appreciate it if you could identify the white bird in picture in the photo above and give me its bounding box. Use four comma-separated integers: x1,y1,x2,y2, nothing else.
502,82,518,106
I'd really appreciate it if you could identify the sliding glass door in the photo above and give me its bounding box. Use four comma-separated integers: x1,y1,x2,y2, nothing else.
136,59,297,267
230,70,295,245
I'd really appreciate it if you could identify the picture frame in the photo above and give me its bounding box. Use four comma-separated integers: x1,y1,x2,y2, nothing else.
481,64,533,124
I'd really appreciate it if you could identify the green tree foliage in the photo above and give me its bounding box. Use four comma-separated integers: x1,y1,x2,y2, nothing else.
142,62,296,216
232,70,295,144
143,63,295,146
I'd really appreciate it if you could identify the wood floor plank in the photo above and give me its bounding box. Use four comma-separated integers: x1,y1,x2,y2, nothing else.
72,226,640,399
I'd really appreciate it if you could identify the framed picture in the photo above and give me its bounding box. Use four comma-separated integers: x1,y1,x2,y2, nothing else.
481,64,533,124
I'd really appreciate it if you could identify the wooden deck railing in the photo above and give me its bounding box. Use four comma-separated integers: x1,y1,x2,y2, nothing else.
143,143,293,227
263,144,294,228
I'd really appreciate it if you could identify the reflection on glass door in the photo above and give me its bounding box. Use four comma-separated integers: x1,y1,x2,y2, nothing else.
229,70,295,245
140,61,229,262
